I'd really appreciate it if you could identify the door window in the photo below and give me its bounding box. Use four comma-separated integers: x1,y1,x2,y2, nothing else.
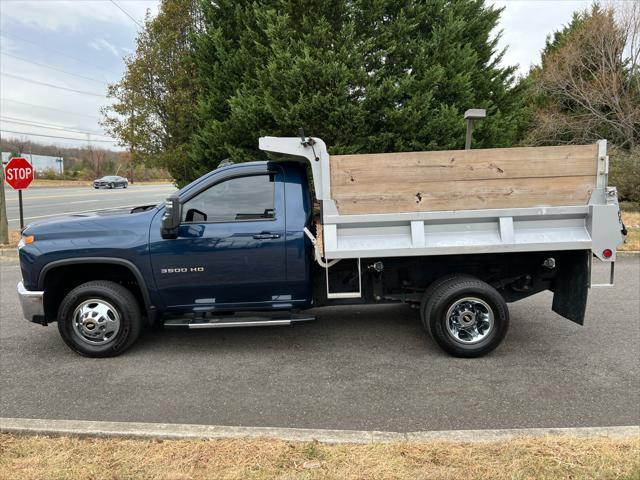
182,174,275,223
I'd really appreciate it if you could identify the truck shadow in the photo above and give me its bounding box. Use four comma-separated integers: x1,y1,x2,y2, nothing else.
134,303,430,354
131,302,550,359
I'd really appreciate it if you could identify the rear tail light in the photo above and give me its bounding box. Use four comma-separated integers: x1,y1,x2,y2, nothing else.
602,249,613,259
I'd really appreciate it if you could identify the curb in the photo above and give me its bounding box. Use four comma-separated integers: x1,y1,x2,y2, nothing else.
1,418,638,444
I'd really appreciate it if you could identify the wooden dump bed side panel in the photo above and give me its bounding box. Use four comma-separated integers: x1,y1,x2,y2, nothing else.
330,144,598,214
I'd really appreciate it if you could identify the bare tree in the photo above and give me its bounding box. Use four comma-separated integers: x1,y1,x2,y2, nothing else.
528,4,639,148
94,149,107,178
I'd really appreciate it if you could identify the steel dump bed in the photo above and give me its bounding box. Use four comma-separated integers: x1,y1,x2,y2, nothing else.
259,137,624,263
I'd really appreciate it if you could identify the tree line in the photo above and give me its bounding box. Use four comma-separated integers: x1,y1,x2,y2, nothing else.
0,138,168,181
102,0,639,203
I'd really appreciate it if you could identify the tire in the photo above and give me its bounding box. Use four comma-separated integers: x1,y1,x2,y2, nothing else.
109,183,115,189
57,280,142,357
94,186,99,189
420,274,475,334
123,184,127,189
424,276,509,358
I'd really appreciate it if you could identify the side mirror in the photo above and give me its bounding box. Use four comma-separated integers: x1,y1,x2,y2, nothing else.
160,195,181,239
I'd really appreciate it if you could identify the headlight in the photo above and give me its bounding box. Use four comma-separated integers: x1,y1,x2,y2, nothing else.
18,235,34,249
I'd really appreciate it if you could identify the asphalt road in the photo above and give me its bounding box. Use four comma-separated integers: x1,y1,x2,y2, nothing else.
0,256,638,432
3,184,176,229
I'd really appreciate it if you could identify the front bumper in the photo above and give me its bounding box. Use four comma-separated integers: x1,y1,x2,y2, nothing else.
17,281,46,324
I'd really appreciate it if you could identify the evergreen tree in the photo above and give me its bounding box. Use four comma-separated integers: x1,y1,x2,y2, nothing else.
352,0,528,152
188,0,528,180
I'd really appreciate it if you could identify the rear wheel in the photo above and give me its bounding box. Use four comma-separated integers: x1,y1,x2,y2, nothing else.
57,280,142,357
420,274,474,334
422,276,509,357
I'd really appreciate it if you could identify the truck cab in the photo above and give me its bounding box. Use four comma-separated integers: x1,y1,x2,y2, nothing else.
17,160,316,357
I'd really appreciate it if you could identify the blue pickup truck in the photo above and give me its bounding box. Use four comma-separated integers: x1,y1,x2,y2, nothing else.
17,136,624,358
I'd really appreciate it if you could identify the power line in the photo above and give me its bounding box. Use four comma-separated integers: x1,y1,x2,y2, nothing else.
109,0,144,28
0,129,117,143
1,116,114,138
1,119,106,137
0,98,100,120
1,72,107,98
1,51,109,85
2,34,120,77
1,116,107,136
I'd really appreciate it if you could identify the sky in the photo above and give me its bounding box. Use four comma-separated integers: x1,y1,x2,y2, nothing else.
0,0,593,150
0,0,159,150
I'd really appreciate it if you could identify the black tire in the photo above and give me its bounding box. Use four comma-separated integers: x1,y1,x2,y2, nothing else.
123,184,127,189
419,274,475,334
57,280,142,357
109,182,115,189
424,276,509,358
94,186,99,189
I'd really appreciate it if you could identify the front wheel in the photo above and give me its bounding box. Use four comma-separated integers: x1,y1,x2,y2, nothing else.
57,280,142,357
109,183,115,189
422,276,509,358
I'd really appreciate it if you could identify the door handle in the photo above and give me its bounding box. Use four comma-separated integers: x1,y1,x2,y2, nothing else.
253,233,280,240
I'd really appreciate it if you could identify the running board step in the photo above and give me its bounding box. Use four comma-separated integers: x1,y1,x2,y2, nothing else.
163,313,316,329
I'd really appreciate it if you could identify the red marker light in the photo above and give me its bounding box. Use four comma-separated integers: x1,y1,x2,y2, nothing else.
602,249,613,259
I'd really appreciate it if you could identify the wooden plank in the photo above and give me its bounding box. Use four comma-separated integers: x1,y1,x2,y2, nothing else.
330,144,598,187
314,221,324,255
332,175,596,214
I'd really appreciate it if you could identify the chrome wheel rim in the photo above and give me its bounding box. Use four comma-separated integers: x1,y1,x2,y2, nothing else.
72,299,121,346
445,297,494,344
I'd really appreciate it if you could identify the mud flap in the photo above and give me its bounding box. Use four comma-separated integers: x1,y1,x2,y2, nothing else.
551,250,589,325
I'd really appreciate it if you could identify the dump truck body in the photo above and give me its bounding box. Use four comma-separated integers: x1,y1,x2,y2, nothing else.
259,137,623,263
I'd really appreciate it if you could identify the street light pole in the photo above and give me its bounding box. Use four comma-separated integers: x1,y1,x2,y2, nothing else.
464,108,487,150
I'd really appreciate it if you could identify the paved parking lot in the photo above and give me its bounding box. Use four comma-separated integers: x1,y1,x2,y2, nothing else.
0,256,638,432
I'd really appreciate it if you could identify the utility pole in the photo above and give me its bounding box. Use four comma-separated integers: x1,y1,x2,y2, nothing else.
0,131,8,244
0,165,9,245
87,133,97,177
57,148,63,176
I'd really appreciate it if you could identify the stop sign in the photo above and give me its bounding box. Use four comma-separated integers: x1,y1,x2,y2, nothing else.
4,157,34,190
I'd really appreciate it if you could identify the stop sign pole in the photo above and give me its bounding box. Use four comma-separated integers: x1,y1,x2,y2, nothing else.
4,157,35,229
19,182,24,229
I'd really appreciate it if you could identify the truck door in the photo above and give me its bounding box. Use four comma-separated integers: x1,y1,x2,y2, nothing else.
150,165,287,312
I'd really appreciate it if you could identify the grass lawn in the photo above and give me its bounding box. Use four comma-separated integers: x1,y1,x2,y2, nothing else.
0,434,638,480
